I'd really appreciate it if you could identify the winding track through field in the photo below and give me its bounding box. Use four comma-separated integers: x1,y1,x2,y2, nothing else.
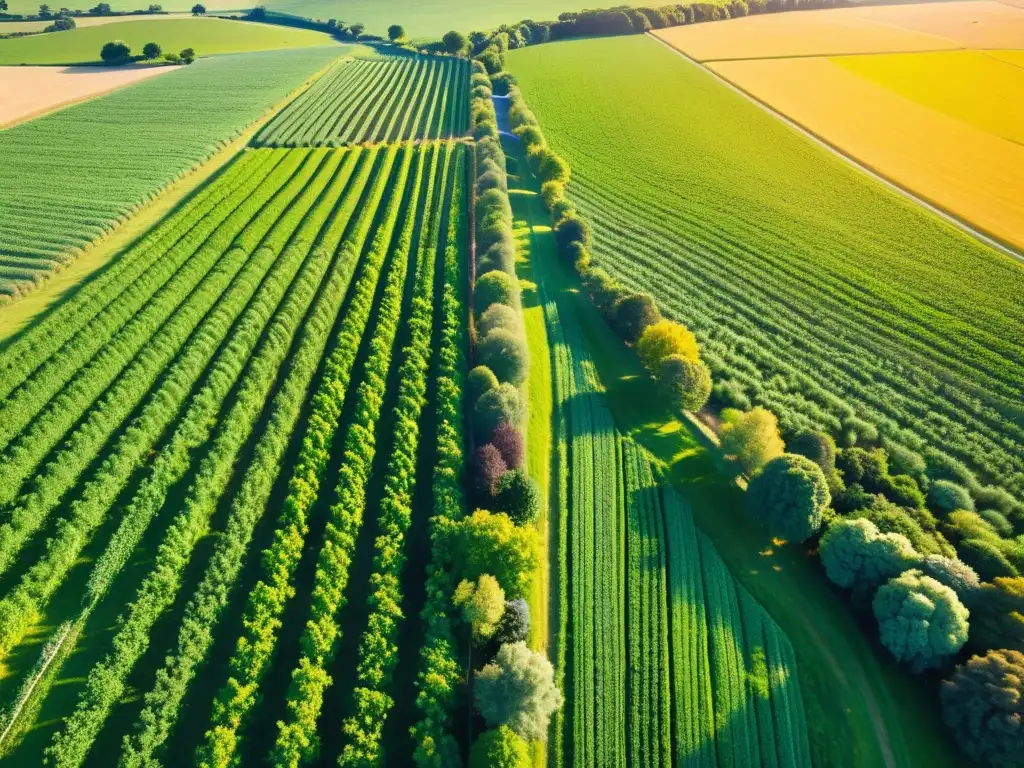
648,32,1024,265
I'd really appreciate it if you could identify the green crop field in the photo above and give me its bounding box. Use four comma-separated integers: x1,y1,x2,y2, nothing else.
0,17,339,64
0,137,469,767
0,46,341,303
534,183,811,768
254,54,469,147
507,34,1024,502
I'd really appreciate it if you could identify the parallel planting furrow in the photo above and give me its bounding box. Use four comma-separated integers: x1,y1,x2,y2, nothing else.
408,144,468,767
43,150,347,768
270,142,420,768
254,56,469,148
119,146,375,768
337,140,454,767
194,144,403,768
0,155,353,659
0,151,319,579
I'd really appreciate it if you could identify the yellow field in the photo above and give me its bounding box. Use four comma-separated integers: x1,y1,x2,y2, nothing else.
834,50,1024,143
653,1,1024,60
711,52,1024,248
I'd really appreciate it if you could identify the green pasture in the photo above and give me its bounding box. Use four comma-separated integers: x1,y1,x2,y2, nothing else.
0,16,338,64
506,34,1024,504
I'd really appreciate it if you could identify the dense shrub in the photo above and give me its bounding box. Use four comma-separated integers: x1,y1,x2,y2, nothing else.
945,510,1001,542
478,328,529,386
929,479,975,513
443,511,539,599
874,569,969,672
747,454,829,542
941,650,1024,768
719,406,785,475
477,303,519,339
636,320,699,371
974,485,1019,515
981,509,1014,538
884,440,928,485
580,267,627,319
494,469,541,525
474,444,508,500
541,180,564,210
820,518,920,596
468,365,499,405
454,575,506,641
476,271,517,315
788,429,837,474
958,538,1019,581
100,40,131,64
850,499,951,558
612,293,661,344
475,383,524,438
553,214,591,253
494,598,530,645
658,354,712,412
475,642,562,740
490,71,517,96
965,577,1024,653
490,422,524,469
469,726,530,768
918,554,981,600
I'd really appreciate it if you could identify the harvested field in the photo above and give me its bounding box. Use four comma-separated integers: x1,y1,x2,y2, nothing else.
653,0,1024,61
0,65,176,129
711,51,1024,249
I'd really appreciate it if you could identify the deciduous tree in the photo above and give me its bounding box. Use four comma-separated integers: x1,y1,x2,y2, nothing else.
873,569,969,672
747,453,830,542
941,649,1024,768
454,575,505,641
475,642,562,740
719,406,784,475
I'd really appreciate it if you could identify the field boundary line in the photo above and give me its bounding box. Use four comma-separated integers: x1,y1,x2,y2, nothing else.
0,66,178,131
648,33,1024,265
0,54,342,341
0,621,73,749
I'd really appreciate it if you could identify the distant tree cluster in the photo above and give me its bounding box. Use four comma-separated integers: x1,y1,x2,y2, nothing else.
100,39,194,64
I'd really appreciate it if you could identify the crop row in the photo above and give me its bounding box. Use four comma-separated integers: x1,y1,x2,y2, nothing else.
408,144,469,768
43,148,354,768
0,152,350,661
338,140,457,765
623,442,672,768
270,142,422,768
531,200,812,765
255,55,469,148
191,143,399,768
117,146,384,768
0,47,341,301
0,149,280,402
0,149,319,584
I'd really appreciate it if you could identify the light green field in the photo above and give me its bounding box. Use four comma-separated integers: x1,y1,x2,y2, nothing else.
4,0,648,39
0,16,338,64
506,34,1024,503
0,13,191,33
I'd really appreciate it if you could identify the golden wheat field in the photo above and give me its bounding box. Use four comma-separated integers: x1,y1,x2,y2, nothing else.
710,51,1024,249
653,0,1024,60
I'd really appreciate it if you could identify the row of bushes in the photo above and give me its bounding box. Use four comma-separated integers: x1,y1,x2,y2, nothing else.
494,75,715,417
436,63,561,767
469,0,846,70
409,149,472,768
